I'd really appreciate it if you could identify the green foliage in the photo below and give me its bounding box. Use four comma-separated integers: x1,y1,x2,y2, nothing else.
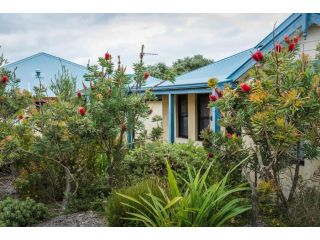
285,185,320,226
146,54,213,80
105,178,165,227
118,159,250,227
149,115,163,142
0,197,49,227
117,141,208,186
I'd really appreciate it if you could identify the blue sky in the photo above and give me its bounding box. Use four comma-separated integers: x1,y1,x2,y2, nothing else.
0,13,289,72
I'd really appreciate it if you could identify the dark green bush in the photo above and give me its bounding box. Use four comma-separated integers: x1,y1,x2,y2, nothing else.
285,185,320,226
105,178,165,227
0,197,49,227
115,141,208,186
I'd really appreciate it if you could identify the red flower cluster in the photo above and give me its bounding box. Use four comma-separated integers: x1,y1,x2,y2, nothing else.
18,115,24,120
209,94,217,102
144,72,150,80
226,133,233,139
1,75,9,84
105,52,111,61
284,35,290,44
288,42,296,52
207,152,214,159
283,35,300,52
78,107,86,116
240,83,251,93
275,43,282,53
252,50,264,62
77,91,82,98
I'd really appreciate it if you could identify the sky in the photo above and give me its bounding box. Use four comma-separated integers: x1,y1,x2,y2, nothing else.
0,13,290,72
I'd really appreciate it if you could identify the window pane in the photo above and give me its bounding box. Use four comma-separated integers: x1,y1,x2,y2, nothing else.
197,94,210,140
178,95,188,138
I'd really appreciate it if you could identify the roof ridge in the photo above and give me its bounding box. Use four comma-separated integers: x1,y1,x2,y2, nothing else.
4,52,87,70
175,48,253,79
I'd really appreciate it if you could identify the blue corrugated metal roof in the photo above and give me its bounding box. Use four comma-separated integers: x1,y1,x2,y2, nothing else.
142,48,253,91
4,52,87,97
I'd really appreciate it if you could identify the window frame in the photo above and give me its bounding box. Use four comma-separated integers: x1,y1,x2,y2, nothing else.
197,94,211,140
177,94,188,138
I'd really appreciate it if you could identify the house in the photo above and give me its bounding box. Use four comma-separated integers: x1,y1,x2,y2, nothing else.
142,13,320,146
4,52,87,97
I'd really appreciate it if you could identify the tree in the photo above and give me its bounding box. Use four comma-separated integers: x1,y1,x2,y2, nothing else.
172,54,213,76
80,50,155,188
204,34,320,225
146,54,213,80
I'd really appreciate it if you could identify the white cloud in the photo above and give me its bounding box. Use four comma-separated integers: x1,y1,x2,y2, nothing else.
0,13,290,72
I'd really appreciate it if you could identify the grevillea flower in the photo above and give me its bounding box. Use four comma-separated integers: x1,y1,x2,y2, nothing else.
78,107,86,116
284,35,290,44
144,72,150,80
105,52,111,60
1,75,9,84
275,43,282,52
240,83,251,93
293,35,300,43
209,94,217,102
77,91,82,98
252,50,264,62
18,115,24,120
288,41,296,52
208,78,218,88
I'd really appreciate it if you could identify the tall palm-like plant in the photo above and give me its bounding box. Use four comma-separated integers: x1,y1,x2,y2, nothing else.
118,158,251,226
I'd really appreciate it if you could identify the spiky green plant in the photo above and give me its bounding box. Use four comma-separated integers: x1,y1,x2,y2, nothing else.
117,157,251,227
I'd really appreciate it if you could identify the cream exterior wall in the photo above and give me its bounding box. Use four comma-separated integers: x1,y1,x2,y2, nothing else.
300,24,320,59
144,100,163,136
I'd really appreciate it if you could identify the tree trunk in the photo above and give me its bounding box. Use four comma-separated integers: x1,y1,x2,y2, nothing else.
288,140,302,203
61,166,71,210
272,166,288,210
251,169,259,226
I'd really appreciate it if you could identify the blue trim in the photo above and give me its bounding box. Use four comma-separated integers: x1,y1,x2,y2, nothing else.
168,94,175,143
127,131,133,148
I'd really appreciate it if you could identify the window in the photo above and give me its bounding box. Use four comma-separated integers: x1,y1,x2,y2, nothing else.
178,95,188,138
197,94,210,140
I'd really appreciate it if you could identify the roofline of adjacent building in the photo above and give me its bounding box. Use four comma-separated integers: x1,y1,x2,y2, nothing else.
4,52,87,70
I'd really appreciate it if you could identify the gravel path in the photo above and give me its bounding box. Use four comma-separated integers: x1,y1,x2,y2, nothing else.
35,211,106,227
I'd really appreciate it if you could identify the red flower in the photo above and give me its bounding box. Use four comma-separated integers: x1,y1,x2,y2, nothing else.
240,83,251,93
144,72,150,80
284,35,290,44
78,107,86,116
226,133,233,139
252,50,264,62
293,35,300,43
105,52,111,61
77,91,82,98
1,75,9,84
288,41,296,52
18,115,24,120
207,152,214,159
209,94,217,102
275,43,282,52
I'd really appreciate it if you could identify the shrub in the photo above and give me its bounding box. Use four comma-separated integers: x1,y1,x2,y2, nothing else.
105,178,165,227
0,197,49,227
285,185,320,226
116,141,208,186
119,159,251,227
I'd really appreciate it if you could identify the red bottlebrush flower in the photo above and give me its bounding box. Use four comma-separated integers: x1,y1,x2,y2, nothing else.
226,133,233,139
275,43,282,52
105,52,111,60
240,83,251,93
207,152,214,159
1,75,9,84
284,35,290,44
288,41,296,52
293,35,300,43
77,91,82,98
215,88,223,98
18,115,24,120
144,72,150,80
252,50,264,62
78,107,86,116
209,94,217,102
